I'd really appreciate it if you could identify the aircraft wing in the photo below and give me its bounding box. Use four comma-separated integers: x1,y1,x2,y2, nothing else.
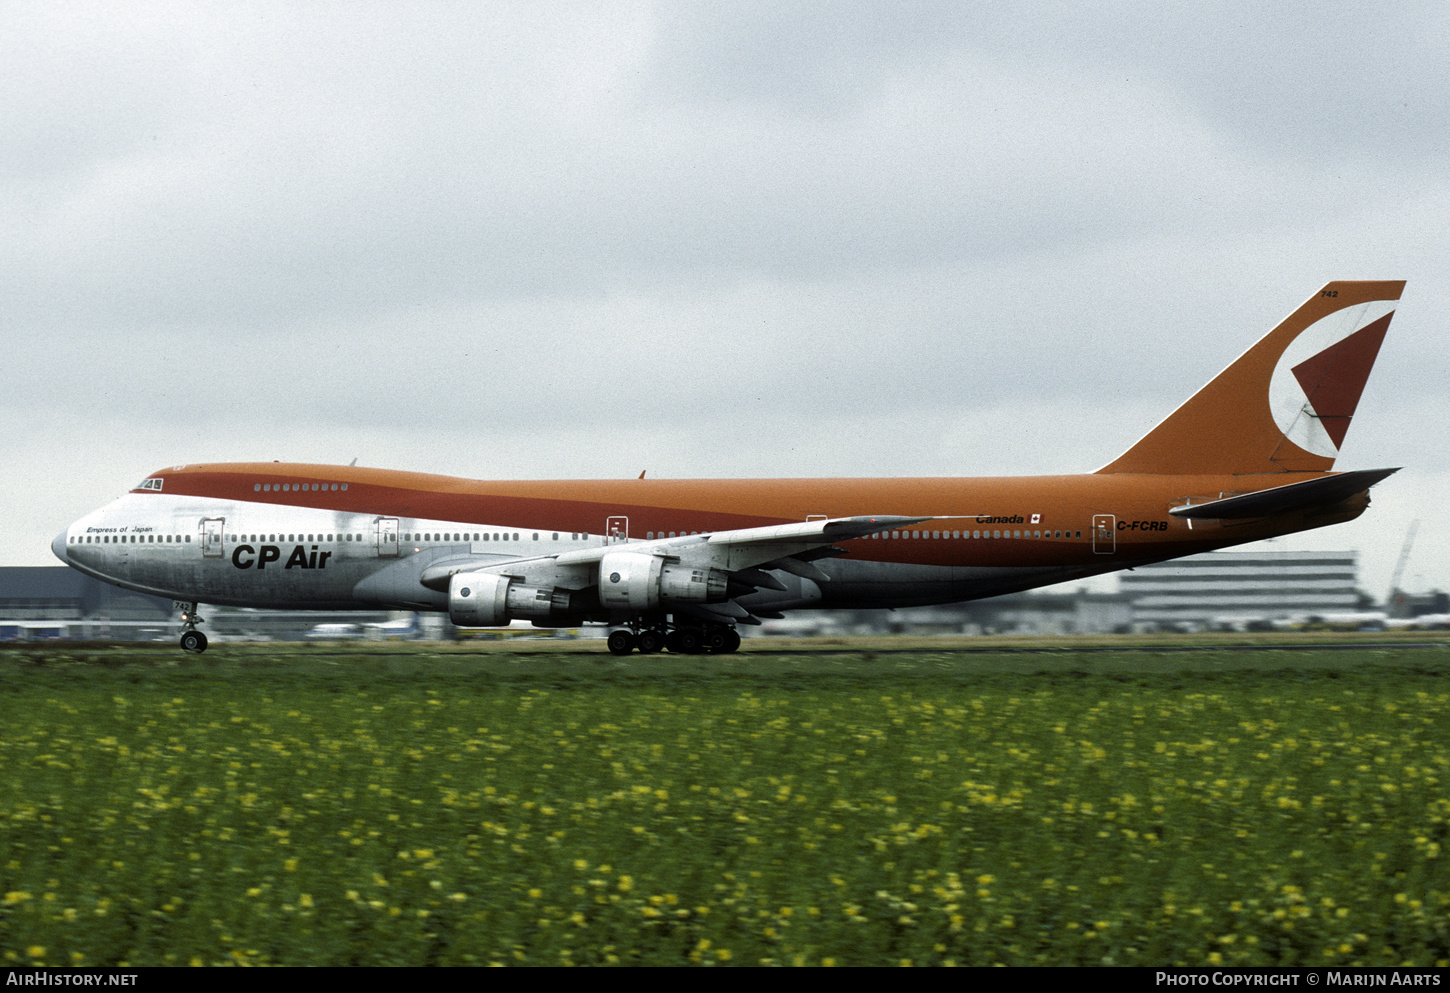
704,516,930,546
1169,467,1399,520
419,514,930,594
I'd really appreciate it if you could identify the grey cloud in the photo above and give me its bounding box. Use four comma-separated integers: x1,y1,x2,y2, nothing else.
5,2,1448,592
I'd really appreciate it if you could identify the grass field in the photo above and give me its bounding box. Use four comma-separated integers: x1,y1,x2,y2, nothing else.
1,637,1447,966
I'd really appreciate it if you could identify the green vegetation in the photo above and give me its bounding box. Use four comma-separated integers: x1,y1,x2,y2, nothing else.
1,640,1447,966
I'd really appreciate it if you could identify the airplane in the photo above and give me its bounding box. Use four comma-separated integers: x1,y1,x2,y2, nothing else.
52,280,1404,655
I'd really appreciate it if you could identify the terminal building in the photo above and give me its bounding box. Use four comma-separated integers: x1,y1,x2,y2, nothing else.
0,566,174,640
1118,550,1363,630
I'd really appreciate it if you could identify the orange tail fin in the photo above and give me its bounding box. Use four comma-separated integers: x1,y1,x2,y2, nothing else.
1097,280,1404,475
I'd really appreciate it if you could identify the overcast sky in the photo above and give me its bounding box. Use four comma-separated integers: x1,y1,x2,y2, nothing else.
5,1,1447,600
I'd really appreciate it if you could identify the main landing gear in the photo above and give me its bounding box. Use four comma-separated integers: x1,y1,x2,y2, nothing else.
607,622,741,656
175,601,208,654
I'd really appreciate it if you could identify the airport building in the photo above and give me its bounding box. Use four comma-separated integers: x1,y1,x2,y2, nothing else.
1118,549,1363,630
0,566,174,640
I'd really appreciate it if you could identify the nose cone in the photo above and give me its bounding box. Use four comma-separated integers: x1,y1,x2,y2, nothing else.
52,530,70,564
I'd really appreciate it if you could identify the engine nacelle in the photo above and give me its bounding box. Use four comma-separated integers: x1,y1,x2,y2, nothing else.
448,572,511,626
598,552,662,610
449,572,559,626
598,551,728,610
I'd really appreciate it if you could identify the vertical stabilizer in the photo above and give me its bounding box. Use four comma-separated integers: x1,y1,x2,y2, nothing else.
1097,281,1404,475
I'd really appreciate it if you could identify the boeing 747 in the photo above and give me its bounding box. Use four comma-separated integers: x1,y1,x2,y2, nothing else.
52,280,1404,654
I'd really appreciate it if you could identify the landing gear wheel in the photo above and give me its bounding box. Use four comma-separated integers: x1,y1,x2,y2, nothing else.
722,628,741,653
175,600,207,654
636,629,664,654
704,628,729,652
675,628,702,654
607,629,637,655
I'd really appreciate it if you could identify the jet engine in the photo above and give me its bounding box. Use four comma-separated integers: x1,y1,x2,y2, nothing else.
449,572,562,626
598,551,728,610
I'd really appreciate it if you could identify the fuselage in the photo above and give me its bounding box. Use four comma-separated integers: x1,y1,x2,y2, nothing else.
54,461,1364,615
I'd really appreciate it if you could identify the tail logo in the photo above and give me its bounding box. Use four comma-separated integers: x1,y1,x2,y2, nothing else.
1268,300,1395,458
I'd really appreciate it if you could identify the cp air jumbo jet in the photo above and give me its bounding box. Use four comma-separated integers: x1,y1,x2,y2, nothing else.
53,281,1403,655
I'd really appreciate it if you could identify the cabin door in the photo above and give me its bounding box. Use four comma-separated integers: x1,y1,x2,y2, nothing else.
1092,514,1116,554
376,518,399,557
202,518,226,558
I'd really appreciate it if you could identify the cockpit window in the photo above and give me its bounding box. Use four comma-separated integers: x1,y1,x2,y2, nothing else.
135,478,164,491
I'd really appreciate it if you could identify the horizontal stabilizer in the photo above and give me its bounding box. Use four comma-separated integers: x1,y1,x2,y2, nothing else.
1169,468,1399,520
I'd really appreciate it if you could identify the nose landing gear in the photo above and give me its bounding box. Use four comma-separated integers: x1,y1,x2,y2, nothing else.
175,601,208,653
